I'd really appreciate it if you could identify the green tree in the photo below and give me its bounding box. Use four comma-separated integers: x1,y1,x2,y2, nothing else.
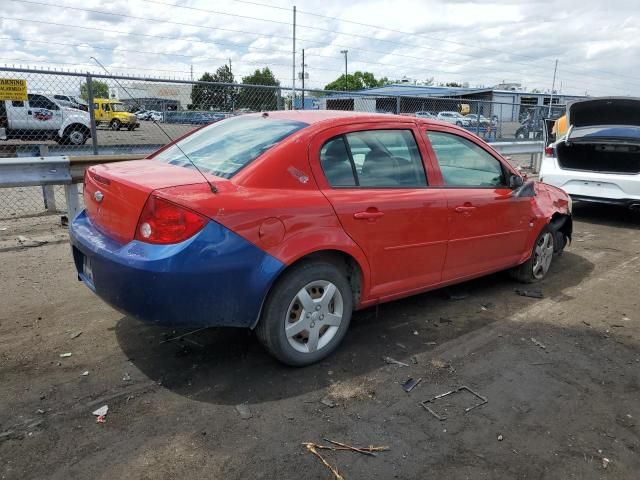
237,67,280,111
443,82,463,87
324,71,390,91
190,66,236,111
80,80,109,101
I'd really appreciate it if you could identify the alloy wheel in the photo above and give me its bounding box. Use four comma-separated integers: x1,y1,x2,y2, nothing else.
532,232,554,279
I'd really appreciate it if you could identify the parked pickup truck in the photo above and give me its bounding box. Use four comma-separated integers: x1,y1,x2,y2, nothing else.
0,93,92,145
93,98,139,131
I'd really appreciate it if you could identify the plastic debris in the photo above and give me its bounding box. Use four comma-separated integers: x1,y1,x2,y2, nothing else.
81,371,89,376
498,434,504,441
235,403,252,419
92,405,108,423
602,457,610,469
402,377,422,393
383,356,409,367
122,372,131,381
59,352,72,358
530,338,547,350
515,288,544,299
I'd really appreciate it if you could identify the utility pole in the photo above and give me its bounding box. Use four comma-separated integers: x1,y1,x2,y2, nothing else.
548,59,558,117
190,64,193,81
301,49,306,110
340,50,348,90
292,5,296,110
228,58,232,76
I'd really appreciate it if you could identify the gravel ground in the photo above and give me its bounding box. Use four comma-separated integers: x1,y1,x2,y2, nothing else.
1,202,639,479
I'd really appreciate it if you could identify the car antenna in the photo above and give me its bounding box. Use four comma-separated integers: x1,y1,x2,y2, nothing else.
88,57,218,194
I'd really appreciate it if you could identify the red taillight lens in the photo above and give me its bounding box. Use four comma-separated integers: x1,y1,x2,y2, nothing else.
135,195,207,244
544,146,555,157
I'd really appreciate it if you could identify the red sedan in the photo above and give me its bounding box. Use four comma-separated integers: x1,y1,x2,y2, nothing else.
70,111,572,366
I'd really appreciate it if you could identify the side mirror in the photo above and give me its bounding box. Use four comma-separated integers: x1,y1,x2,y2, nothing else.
509,175,524,189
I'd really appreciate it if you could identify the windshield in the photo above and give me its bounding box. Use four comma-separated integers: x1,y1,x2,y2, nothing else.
153,116,308,178
111,103,127,112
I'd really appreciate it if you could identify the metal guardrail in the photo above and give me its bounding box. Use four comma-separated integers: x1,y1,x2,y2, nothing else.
0,140,544,221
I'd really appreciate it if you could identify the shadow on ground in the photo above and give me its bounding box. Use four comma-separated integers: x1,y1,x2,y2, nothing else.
116,250,594,406
572,202,640,230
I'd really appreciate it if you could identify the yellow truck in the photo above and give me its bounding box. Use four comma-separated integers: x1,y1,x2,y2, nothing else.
93,98,139,131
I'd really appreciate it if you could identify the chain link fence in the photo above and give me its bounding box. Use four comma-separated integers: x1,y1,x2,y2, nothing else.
0,66,567,219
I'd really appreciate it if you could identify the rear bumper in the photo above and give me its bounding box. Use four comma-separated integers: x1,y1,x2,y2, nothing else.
69,210,285,328
539,157,640,204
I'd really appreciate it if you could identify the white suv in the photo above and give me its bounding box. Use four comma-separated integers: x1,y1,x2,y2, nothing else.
540,97,640,210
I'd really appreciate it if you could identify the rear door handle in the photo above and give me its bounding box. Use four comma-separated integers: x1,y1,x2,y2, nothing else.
353,210,385,220
454,205,477,213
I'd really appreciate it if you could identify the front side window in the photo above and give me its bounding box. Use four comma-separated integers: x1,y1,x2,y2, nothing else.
102,104,110,112
320,129,427,188
111,103,126,112
154,116,308,178
28,94,58,110
426,131,505,187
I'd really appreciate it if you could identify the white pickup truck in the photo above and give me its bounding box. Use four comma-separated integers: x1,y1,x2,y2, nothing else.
0,93,92,145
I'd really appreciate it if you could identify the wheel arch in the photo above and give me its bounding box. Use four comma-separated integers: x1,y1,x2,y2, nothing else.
62,122,91,137
250,246,370,329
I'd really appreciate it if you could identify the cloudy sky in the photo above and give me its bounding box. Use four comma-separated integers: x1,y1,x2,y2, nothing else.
1,0,639,96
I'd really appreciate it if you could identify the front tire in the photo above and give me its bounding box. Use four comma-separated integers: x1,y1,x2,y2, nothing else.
510,226,555,283
256,261,353,366
110,119,121,131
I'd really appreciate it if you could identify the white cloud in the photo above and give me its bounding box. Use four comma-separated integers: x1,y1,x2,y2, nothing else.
0,0,638,95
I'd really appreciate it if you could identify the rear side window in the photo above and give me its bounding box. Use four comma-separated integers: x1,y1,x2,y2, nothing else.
28,94,58,110
320,129,427,188
154,116,308,178
426,131,505,187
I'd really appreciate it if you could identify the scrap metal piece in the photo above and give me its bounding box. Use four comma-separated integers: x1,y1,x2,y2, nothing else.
515,288,544,299
420,386,488,421
383,356,409,367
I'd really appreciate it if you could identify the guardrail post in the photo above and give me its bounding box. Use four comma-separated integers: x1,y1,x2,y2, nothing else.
39,145,57,213
86,73,99,155
64,184,81,221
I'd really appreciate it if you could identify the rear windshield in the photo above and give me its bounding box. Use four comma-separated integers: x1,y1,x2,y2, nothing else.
153,116,308,178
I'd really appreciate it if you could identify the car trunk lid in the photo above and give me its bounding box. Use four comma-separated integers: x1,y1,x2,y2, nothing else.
568,97,640,129
83,159,221,243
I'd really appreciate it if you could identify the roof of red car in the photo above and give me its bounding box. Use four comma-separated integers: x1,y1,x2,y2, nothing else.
246,110,419,125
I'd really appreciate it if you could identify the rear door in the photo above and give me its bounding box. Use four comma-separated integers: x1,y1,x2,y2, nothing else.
424,126,533,281
309,123,448,299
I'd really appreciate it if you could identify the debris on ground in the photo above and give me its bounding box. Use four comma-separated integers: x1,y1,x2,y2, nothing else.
530,337,547,350
327,380,375,402
160,327,208,344
402,377,422,393
70,331,82,339
81,371,89,376
302,440,389,480
420,386,488,421
439,317,452,324
446,291,469,301
481,302,495,311
515,289,544,299
602,457,611,469
321,396,337,408
426,341,437,346
235,403,252,419
60,215,69,227
498,434,504,441
59,352,72,358
122,372,131,382
383,356,409,367
92,405,108,423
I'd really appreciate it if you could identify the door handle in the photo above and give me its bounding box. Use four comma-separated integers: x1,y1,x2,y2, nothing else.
27,110,32,115
353,210,384,220
454,205,477,213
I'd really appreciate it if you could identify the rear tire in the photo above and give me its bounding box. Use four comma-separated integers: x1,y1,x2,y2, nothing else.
510,226,555,283
256,261,353,366
59,126,88,145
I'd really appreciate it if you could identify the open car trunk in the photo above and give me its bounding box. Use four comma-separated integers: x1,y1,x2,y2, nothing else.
557,97,640,174
556,141,640,174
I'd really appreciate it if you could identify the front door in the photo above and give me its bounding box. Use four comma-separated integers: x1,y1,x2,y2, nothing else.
424,128,533,281
310,124,448,299
26,94,63,131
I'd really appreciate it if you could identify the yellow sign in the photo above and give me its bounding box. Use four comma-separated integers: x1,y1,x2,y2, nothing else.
0,78,28,101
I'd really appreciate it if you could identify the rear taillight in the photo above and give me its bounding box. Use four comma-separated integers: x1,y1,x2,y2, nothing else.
135,195,207,244
544,146,555,157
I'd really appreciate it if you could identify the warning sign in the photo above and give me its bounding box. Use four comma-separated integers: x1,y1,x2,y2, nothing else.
0,78,28,101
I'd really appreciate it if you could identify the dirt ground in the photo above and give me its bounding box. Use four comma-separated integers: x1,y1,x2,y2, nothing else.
1,203,639,480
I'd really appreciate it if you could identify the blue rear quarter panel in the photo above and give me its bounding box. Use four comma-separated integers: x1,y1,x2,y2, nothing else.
69,210,285,328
